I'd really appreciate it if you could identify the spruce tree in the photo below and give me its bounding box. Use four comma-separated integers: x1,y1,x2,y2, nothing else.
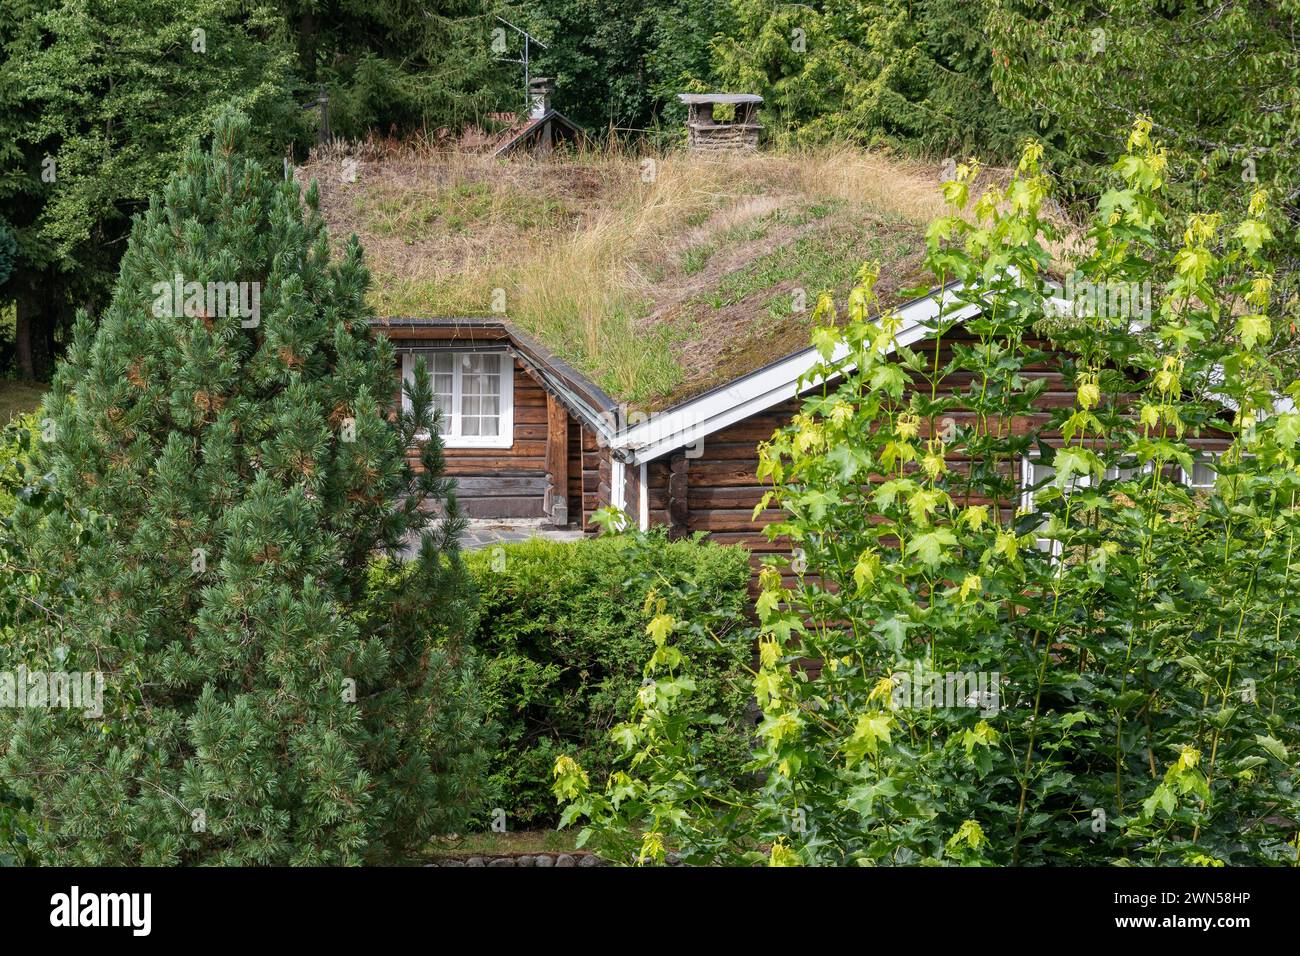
0,112,488,865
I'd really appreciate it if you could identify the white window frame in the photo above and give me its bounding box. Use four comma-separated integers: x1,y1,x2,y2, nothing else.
1020,452,1100,558
1178,455,1218,491
1021,454,1064,557
1022,451,1218,556
402,351,514,449
1023,453,1161,510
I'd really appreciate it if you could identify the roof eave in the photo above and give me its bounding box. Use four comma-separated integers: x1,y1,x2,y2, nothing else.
613,280,978,465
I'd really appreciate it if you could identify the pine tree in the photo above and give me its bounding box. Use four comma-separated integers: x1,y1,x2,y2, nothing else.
0,112,489,865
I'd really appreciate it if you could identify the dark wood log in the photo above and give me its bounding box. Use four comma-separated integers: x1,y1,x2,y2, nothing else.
668,452,689,540
545,392,569,526
460,497,547,519
453,476,548,497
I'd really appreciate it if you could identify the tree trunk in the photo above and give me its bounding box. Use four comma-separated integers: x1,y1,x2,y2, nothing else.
14,294,36,380
297,11,317,85
14,286,58,381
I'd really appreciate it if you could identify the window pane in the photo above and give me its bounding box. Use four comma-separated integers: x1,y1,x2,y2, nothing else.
1028,459,1093,498
1189,461,1216,488
1024,461,1061,556
1026,461,1054,507
429,356,453,434
446,352,507,441
458,415,500,438
406,356,453,435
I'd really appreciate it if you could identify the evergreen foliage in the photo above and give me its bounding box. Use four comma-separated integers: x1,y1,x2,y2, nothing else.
712,0,1029,159
0,0,302,378
517,0,731,132
988,0,1300,281
276,0,516,139
463,531,752,827
0,112,489,865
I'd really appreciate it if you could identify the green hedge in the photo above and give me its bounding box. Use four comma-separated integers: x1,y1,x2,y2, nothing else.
1,413,43,863
0,413,36,515
465,531,754,828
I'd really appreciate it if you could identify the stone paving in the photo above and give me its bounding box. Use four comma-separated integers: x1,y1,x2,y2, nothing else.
401,519,583,558
459,519,583,551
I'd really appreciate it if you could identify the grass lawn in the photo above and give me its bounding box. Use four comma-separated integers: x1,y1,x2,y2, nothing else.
0,379,46,425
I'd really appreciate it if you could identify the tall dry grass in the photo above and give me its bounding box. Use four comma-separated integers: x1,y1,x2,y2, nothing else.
503,152,742,398
308,140,1082,401
494,146,982,397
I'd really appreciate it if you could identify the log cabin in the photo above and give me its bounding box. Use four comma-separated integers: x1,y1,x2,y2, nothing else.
371,279,1236,580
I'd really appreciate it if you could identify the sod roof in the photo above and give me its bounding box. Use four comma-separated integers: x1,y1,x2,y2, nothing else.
301,144,958,409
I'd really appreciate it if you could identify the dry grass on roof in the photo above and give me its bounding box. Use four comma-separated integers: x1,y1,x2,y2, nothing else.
301,140,1056,408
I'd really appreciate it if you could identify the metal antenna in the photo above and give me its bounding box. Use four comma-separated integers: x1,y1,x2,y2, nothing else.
495,16,548,112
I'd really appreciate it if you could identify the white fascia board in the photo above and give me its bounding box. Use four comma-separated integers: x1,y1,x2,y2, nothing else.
610,458,626,512
638,462,649,530
617,286,981,465
1204,363,1293,417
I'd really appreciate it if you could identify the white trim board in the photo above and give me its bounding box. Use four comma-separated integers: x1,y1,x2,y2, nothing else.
402,350,515,449
638,463,649,531
610,458,626,514
614,284,981,465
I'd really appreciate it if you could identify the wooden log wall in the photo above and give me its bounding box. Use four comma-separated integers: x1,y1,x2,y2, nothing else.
642,330,1234,585
400,355,582,524
578,425,610,533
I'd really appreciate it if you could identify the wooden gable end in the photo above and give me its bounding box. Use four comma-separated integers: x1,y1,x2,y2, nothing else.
386,333,614,530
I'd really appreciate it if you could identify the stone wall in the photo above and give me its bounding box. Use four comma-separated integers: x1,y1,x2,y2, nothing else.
426,852,606,867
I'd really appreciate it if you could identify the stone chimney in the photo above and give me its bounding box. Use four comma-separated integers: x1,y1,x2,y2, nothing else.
528,77,553,121
677,93,763,151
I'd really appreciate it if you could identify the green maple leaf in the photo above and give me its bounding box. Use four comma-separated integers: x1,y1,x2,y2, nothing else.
869,364,907,398
1238,313,1270,349
811,325,840,360
1275,414,1300,449
845,711,894,765
645,613,675,646
1256,734,1288,762
844,777,899,817
826,443,863,481
874,615,911,653
1233,219,1272,254
874,478,916,509
908,527,957,567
